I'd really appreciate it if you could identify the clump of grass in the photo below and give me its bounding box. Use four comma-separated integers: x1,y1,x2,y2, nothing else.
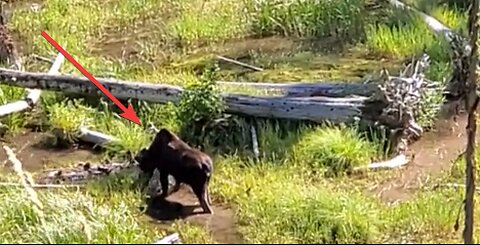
365,16,450,61
45,99,97,146
290,124,378,176
167,0,249,45
430,5,467,34
0,168,160,244
249,0,365,42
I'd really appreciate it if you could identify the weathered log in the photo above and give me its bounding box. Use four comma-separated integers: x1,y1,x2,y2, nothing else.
353,154,409,172
0,52,65,118
388,0,465,45
0,68,385,124
152,233,181,244
26,51,65,106
216,81,380,97
78,126,118,146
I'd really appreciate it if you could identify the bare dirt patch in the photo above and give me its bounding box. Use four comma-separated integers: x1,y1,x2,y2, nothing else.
372,101,474,203
0,130,102,173
146,185,244,244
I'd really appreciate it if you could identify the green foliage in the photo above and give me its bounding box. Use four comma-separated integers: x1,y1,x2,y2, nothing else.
365,17,450,61
291,124,378,177
176,63,226,145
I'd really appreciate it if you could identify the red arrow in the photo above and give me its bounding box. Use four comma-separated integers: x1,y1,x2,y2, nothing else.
41,31,141,125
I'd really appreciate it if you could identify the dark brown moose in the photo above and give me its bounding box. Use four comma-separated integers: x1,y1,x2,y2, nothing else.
134,128,214,215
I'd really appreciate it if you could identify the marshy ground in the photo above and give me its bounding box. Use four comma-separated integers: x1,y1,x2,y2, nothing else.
0,0,479,243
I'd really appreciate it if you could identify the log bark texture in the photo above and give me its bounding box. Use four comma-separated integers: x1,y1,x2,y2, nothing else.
0,68,386,124
0,52,65,118
217,81,379,97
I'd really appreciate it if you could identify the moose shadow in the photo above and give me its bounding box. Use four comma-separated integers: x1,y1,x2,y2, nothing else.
141,195,206,222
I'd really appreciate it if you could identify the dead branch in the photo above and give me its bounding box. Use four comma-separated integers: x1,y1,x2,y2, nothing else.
152,233,182,244
0,51,65,118
463,0,479,242
0,182,82,189
250,123,259,159
378,54,443,153
31,54,54,64
353,154,410,172
216,55,264,71
78,126,118,146
432,183,480,192
26,51,65,106
2,144,44,215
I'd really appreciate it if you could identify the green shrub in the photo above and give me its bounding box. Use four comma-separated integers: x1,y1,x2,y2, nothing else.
291,125,377,176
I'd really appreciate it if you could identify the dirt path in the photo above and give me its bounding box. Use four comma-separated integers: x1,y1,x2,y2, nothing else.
372,102,475,203
145,186,244,244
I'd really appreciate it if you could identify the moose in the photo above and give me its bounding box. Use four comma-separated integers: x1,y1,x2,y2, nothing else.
133,128,214,215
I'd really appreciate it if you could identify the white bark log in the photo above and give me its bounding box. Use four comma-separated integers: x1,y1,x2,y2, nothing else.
217,81,379,97
0,52,65,118
388,0,466,46
78,126,118,146
353,154,410,171
0,69,380,124
152,233,181,244
25,51,65,106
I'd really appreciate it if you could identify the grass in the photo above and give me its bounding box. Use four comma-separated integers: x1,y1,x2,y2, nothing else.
0,0,473,243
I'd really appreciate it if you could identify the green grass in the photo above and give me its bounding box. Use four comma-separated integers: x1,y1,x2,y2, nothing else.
0,0,473,243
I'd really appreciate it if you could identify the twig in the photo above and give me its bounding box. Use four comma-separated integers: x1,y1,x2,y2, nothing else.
216,55,264,72
433,183,480,192
31,54,54,64
2,145,44,214
152,233,182,244
0,182,83,189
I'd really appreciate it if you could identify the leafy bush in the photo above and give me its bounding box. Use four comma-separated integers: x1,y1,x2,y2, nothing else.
175,64,226,146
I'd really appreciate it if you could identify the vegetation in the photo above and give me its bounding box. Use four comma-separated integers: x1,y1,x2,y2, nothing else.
0,0,476,243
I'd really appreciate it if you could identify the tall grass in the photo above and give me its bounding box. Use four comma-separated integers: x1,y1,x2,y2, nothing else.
248,0,366,42
365,16,450,61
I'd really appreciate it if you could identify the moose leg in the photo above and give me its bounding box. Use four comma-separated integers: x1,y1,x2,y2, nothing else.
205,176,212,205
170,178,182,195
159,171,170,199
192,182,214,214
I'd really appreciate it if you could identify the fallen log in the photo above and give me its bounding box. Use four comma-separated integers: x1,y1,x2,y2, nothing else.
78,126,118,146
388,0,465,45
216,81,380,97
152,233,181,244
0,68,386,125
0,52,65,118
353,154,410,172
